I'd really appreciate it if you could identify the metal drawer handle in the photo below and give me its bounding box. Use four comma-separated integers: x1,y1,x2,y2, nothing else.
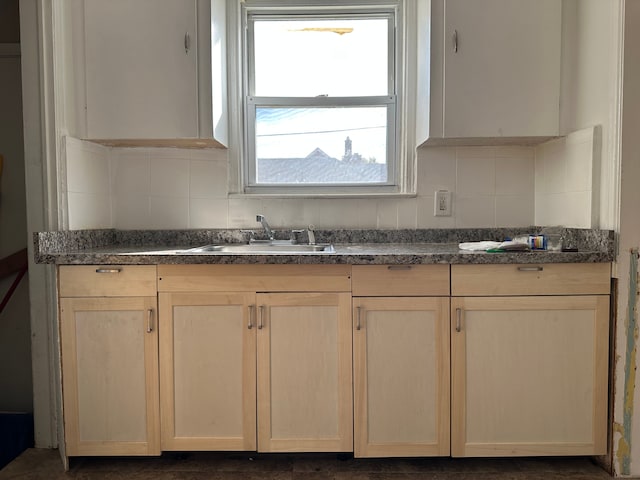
184,32,191,53
147,309,154,333
455,308,462,333
517,266,544,272
453,29,458,53
387,265,412,270
248,305,255,330
95,268,122,274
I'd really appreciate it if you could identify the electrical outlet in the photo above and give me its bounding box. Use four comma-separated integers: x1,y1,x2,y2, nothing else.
434,190,452,216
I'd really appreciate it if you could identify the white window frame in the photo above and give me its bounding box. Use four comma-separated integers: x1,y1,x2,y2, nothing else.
227,0,418,197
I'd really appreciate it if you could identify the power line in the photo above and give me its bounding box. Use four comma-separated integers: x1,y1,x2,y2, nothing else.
257,125,385,137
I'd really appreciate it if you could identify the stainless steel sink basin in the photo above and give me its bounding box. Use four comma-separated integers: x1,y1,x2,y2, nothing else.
186,243,335,254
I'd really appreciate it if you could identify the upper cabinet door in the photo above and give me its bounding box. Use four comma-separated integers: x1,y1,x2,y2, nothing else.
83,0,198,139
443,0,561,139
418,0,561,144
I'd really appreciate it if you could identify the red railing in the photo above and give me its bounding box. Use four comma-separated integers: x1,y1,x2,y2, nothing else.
0,248,28,316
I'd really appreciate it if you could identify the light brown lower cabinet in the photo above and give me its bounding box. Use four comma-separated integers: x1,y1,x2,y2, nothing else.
60,296,160,456
257,292,353,452
159,292,257,451
57,263,611,459
159,290,353,453
352,297,450,458
450,295,609,457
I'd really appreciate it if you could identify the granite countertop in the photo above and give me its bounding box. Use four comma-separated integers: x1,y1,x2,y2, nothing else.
34,227,615,266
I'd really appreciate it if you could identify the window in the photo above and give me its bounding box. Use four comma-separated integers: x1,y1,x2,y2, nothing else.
232,0,416,196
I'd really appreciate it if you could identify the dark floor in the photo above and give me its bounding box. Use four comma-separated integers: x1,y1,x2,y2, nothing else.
0,449,617,479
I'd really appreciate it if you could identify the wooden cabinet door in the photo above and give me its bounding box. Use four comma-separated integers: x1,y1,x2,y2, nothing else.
353,297,450,457
256,292,353,452
451,295,609,457
159,292,256,451
83,0,198,139
442,0,560,138
60,297,160,456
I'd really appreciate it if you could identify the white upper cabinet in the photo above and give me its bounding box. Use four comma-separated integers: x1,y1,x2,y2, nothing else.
417,0,561,145
79,0,227,147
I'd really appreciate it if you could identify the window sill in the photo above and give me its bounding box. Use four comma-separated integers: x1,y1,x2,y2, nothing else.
228,191,417,200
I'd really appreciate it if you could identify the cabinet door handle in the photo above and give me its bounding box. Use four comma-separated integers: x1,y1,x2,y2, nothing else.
517,266,544,272
258,305,265,330
147,309,154,333
455,308,462,333
184,32,191,54
95,268,121,274
356,306,362,331
452,29,458,53
248,305,255,330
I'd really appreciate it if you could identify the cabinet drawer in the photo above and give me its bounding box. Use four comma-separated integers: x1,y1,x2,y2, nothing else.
352,265,450,296
451,263,611,296
157,264,351,292
59,265,157,297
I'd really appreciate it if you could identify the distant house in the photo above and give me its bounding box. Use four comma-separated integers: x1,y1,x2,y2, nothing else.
257,145,386,184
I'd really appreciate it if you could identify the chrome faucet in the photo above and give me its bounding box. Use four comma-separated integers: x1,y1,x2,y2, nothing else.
256,214,274,241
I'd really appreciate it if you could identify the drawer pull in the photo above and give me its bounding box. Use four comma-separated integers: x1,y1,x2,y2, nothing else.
95,268,122,274
147,309,154,333
356,306,362,330
387,265,412,270
455,308,462,333
248,305,255,330
517,266,544,272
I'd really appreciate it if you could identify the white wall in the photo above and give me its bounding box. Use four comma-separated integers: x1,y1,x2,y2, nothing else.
561,0,620,231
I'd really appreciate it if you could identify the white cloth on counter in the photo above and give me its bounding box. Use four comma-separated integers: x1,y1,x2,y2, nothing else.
458,240,530,251
458,241,501,251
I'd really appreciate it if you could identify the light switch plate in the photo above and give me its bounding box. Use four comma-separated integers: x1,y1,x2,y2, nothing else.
434,190,452,216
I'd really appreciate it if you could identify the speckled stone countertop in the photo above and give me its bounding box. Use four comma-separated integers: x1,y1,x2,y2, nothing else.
34,227,615,265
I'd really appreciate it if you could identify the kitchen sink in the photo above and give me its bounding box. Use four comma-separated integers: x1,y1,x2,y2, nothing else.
185,243,335,254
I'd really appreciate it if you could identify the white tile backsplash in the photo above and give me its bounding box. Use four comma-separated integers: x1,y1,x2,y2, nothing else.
495,194,534,227
455,195,496,228
495,156,535,196
189,198,229,228
65,137,110,195
112,150,150,195
149,196,189,229
150,157,190,197
67,192,111,229
62,137,570,230
534,126,598,228
456,155,496,196
113,193,150,229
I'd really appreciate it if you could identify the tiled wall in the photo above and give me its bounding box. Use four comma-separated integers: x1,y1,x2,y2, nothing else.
65,137,539,230
534,126,599,228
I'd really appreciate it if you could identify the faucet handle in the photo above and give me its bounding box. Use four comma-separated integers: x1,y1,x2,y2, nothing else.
290,229,305,244
307,225,316,245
